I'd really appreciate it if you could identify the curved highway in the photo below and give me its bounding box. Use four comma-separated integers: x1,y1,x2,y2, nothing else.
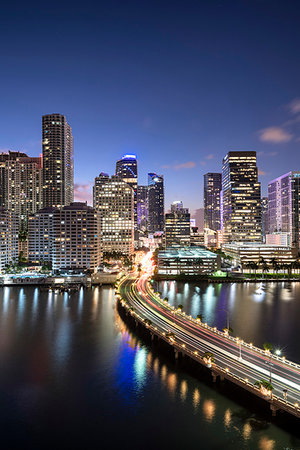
118,268,300,414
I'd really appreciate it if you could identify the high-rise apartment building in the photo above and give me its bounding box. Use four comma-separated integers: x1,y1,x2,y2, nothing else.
204,173,222,231
93,174,134,255
137,185,148,233
0,151,42,230
42,114,74,208
28,203,101,270
116,154,138,233
222,151,261,243
268,171,300,247
165,201,191,247
147,173,164,234
0,208,18,270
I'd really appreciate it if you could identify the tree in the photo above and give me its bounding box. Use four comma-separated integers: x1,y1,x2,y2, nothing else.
203,351,215,366
263,342,273,352
223,326,233,335
196,314,203,322
254,379,274,395
251,262,259,279
177,304,183,311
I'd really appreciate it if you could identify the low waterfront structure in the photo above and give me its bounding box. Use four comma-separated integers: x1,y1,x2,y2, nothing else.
157,247,219,275
222,242,298,267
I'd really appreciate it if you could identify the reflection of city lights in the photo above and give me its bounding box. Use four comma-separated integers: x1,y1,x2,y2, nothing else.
243,422,251,440
180,380,188,401
161,364,167,382
258,436,275,450
224,409,231,427
167,373,177,396
203,399,216,422
193,388,200,409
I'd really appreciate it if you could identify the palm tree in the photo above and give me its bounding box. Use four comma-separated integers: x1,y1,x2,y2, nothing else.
262,262,269,278
177,304,183,311
263,342,273,352
271,258,279,276
196,314,203,322
254,379,274,395
203,351,215,367
251,262,259,280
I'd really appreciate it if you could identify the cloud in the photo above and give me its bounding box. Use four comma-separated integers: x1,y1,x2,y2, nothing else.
205,153,214,160
174,161,196,170
257,151,278,157
74,183,93,204
258,169,267,176
288,98,300,115
259,127,293,143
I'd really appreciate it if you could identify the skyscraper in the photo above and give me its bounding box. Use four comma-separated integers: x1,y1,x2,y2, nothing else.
268,171,300,247
0,151,42,230
93,174,134,255
165,201,191,247
0,208,18,270
147,173,164,234
222,151,261,243
204,173,222,231
116,154,138,234
42,113,74,208
261,197,269,242
137,185,148,233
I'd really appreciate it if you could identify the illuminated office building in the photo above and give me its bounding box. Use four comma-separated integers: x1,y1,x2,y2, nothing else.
93,175,134,255
148,173,164,233
116,154,138,234
137,185,148,233
204,173,221,231
165,201,190,247
268,171,300,248
261,197,269,242
222,151,261,243
42,113,74,208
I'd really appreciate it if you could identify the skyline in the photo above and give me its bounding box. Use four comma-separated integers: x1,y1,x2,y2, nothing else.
1,1,300,210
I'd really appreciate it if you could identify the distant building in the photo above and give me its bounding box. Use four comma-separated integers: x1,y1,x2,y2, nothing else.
261,197,269,242
0,151,42,230
222,151,261,243
116,154,138,234
192,208,204,231
165,201,190,248
204,173,222,231
190,227,205,246
137,185,148,233
148,173,164,233
222,242,297,267
29,203,101,271
157,247,219,275
0,209,19,271
93,174,134,255
268,172,300,248
42,113,74,208
266,232,291,247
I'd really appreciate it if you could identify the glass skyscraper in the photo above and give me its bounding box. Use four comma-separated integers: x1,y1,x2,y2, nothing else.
147,173,164,234
204,173,222,231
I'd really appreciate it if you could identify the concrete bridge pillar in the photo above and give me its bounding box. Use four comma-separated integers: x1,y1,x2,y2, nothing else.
270,404,277,417
174,350,180,360
151,333,155,341
211,372,217,383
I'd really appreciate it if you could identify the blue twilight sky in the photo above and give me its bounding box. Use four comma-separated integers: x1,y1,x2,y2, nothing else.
1,0,300,212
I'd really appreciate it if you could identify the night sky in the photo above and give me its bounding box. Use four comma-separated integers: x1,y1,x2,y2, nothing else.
1,0,300,211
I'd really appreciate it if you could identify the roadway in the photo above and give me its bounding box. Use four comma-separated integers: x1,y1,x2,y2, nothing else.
118,271,300,411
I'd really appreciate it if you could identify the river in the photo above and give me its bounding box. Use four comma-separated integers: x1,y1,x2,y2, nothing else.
0,284,299,449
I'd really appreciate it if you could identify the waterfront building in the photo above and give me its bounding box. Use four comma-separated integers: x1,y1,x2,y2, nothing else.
190,226,205,246
0,151,42,230
204,228,217,248
116,155,138,234
165,201,190,248
221,151,261,243
268,171,300,248
28,203,101,271
93,174,134,255
28,207,56,264
147,173,164,233
0,208,19,271
157,247,219,275
261,197,269,242
222,242,297,268
204,173,222,231
137,185,148,233
42,113,74,208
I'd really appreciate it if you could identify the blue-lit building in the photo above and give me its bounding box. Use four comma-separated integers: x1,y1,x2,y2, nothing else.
116,155,138,236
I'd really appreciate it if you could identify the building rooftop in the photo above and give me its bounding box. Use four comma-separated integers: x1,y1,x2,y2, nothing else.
159,247,217,259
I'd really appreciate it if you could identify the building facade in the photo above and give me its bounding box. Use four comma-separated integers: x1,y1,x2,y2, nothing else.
137,185,148,233
28,207,56,264
222,151,261,243
165,201,190,247
93,174,134,255
268,172,300,248
0,152,42,230
157,247,219,275
42,113,74,208
147,173,164,234
0,209,19,271
204,173,222,231
116,155,138,234
261,197,269,242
